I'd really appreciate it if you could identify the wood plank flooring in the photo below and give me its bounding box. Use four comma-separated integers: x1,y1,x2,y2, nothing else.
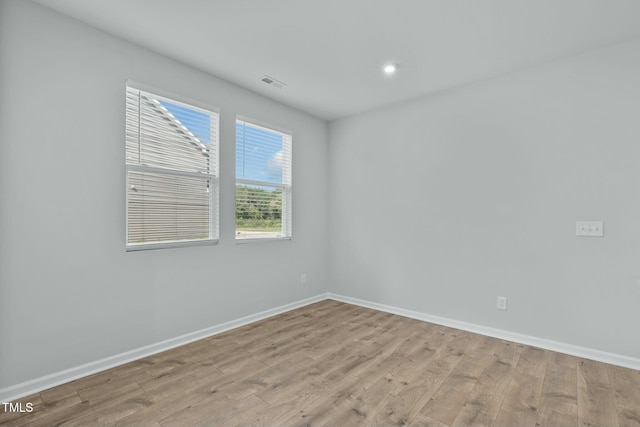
1,300,639,426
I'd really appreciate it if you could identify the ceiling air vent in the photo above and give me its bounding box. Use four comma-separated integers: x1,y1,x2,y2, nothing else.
261,75,286,89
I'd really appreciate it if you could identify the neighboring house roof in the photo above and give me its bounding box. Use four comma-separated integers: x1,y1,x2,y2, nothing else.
126,86,212,173
144,95,209,158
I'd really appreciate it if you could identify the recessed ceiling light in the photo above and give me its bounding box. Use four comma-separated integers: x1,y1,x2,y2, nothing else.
383,64,397,74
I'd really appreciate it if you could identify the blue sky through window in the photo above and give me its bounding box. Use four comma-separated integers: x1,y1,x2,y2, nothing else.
236,121,284,184
160,100,210,145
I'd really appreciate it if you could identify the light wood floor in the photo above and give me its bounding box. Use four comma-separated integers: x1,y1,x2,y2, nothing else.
2,300,639,426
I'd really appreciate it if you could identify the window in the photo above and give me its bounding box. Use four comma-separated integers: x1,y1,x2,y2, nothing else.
126,83,219,250
235,119,292,241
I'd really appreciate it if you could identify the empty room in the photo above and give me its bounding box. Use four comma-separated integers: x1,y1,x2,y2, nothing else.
1,0,640,426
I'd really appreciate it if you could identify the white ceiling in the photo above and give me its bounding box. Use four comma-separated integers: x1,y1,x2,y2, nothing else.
33,0,640,121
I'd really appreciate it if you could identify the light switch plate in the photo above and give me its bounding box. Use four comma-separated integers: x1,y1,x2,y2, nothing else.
576,221,604,237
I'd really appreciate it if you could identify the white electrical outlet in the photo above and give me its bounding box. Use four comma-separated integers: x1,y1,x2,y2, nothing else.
300,274,307,285
496,296,507,311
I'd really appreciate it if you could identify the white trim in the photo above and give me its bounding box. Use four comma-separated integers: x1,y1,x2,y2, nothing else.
0,293,330,402
126,238,219,252
327,293,640,371
235,237,292,244
236,178,288,189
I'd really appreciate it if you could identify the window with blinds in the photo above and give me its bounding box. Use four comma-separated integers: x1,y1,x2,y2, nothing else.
126,84,219,250
236,119,292,240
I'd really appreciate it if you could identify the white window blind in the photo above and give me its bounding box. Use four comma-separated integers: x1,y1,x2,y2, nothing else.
126,84,219,250
236,119,292,240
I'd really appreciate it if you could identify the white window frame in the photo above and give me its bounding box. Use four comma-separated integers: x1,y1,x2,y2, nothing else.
125,81,219,251
235,116,292,243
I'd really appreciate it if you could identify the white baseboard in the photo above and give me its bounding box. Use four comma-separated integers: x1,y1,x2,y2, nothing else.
0,293,330,402
328,293,640,371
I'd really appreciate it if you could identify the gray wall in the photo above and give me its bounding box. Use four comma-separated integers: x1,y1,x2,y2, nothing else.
0,0,328,389
329,39,640,359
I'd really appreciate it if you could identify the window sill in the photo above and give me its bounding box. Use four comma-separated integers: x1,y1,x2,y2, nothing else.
235,237,292,244
126,238,219,252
